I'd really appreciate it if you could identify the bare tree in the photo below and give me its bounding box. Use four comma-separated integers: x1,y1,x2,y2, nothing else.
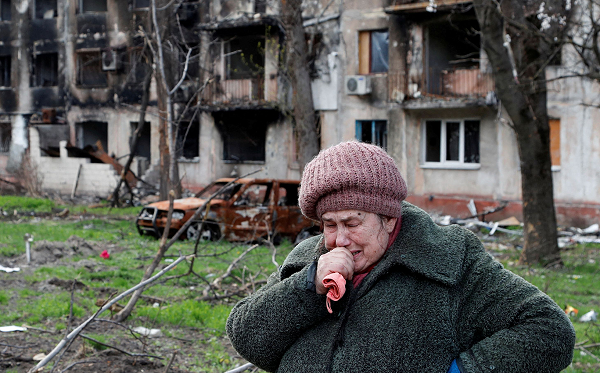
281,0,320,169
472,0,572,265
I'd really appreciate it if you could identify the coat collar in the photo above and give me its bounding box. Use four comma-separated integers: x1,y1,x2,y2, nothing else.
379,202,465,287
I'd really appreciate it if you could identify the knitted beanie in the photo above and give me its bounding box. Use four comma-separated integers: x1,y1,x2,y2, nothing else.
299,141,407,221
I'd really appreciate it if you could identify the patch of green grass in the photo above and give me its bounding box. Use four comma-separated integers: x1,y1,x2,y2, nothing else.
136,300,231,332
84,333,109,350
20,292,85,325
0,290,9,305
0,196,56,213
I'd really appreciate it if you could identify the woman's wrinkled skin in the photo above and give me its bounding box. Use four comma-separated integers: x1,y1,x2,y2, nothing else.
315,210,396,295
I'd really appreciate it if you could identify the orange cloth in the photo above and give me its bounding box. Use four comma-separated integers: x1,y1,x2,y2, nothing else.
323,273,346,314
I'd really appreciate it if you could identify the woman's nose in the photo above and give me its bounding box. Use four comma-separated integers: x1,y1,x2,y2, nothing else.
335,228,351,248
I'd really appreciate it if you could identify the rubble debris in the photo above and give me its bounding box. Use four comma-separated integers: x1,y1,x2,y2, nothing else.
565,305,579,317
133,327,163,338
0,326,27,332
0,264,20,273
496,216,521,226
579,310,598,323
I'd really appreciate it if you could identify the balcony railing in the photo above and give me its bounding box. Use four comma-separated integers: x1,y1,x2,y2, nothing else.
200,76,278,107
389,67,494,100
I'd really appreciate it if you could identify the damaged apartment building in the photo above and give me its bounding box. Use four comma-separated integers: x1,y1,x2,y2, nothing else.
0,0,598,227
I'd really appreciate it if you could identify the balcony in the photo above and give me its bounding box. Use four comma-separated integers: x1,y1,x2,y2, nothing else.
389,67,495,106
199,76,279,109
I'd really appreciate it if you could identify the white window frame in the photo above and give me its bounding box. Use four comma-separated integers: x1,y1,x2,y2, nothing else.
421,118,481,170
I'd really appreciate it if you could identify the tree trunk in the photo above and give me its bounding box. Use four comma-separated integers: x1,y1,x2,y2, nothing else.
473,0,561,266
281,0,319,169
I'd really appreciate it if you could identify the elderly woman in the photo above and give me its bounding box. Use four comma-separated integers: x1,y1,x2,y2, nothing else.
226,141,575,373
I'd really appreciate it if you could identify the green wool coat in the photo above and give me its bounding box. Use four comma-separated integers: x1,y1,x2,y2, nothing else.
226,202,575,372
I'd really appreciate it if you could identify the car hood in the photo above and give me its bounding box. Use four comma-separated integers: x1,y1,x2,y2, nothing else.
147,198,224,211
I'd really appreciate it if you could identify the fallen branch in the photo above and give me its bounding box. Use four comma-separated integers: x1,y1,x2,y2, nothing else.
80,334,163,359
29,255,192,373
163,351,177,373
577,345,600,363
209,244,258,290
225,362,255,373
59,360,99,373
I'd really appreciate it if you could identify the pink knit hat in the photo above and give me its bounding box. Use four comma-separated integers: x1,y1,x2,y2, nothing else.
299,141,408,221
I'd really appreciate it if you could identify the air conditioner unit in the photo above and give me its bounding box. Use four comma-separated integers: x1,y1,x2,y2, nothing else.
101,50,118,71
345,75,372,95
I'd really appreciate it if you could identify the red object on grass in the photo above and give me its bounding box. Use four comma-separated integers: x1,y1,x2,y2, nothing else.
100,250,110,259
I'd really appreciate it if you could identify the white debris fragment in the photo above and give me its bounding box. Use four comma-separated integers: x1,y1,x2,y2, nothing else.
579,310,598,323
0,264,20,273
133,326,163,337
0,325,27,332
582,223,599,234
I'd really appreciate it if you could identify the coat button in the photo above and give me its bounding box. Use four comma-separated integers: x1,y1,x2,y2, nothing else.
489,365,495,370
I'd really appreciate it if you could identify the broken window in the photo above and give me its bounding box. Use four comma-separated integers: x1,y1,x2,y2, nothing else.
255,0,267,13
176,119,200,160
358,30,388,74
77,51,107,87
0,55,10,87
130,122,151,159
426,19,481,95
356,120,387,149
32,53,58,87
235,184,271,206
0,122,10,153
423,119,480,166
550,119,560,169
225,35,265,80
278,183,299,206
215,110,278,162
76,121,108,152
80,0,107,12
133,0,150,8
35,0,57,19
0,0,10,21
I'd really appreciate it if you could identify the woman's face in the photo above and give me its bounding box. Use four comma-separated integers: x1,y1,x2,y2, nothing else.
321,210,396,274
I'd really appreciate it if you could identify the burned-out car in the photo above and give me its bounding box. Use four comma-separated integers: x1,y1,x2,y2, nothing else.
136,178,317,243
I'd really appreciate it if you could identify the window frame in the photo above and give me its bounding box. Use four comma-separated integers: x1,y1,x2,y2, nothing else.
79,0,107,13
76,50,108,88
358,29,389,75
355,120,387,150
32,52,59,87
420,118,481,170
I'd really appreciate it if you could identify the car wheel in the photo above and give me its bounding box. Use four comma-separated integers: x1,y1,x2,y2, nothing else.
187,221,221,241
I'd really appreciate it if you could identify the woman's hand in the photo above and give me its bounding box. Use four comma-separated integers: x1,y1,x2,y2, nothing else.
315,247,355,295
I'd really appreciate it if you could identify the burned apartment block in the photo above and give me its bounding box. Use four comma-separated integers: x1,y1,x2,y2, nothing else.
0,0,300,197
0,0,598,227
306,0,600,227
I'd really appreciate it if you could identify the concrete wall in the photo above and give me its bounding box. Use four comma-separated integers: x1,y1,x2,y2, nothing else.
30,129,119,196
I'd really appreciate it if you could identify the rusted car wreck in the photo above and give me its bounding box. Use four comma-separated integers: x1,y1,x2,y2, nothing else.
136,178,317,243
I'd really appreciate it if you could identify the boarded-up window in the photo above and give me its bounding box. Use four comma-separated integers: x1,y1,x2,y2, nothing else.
35,0,57,18
0,122,10,153
0,55,10,87
80,0,107,12
77,51,107,87
550,119,560,167
32,53,58,87
358,30,388,74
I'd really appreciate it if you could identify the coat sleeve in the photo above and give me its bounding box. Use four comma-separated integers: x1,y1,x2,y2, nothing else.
455,232,576,373
226,238,330,372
